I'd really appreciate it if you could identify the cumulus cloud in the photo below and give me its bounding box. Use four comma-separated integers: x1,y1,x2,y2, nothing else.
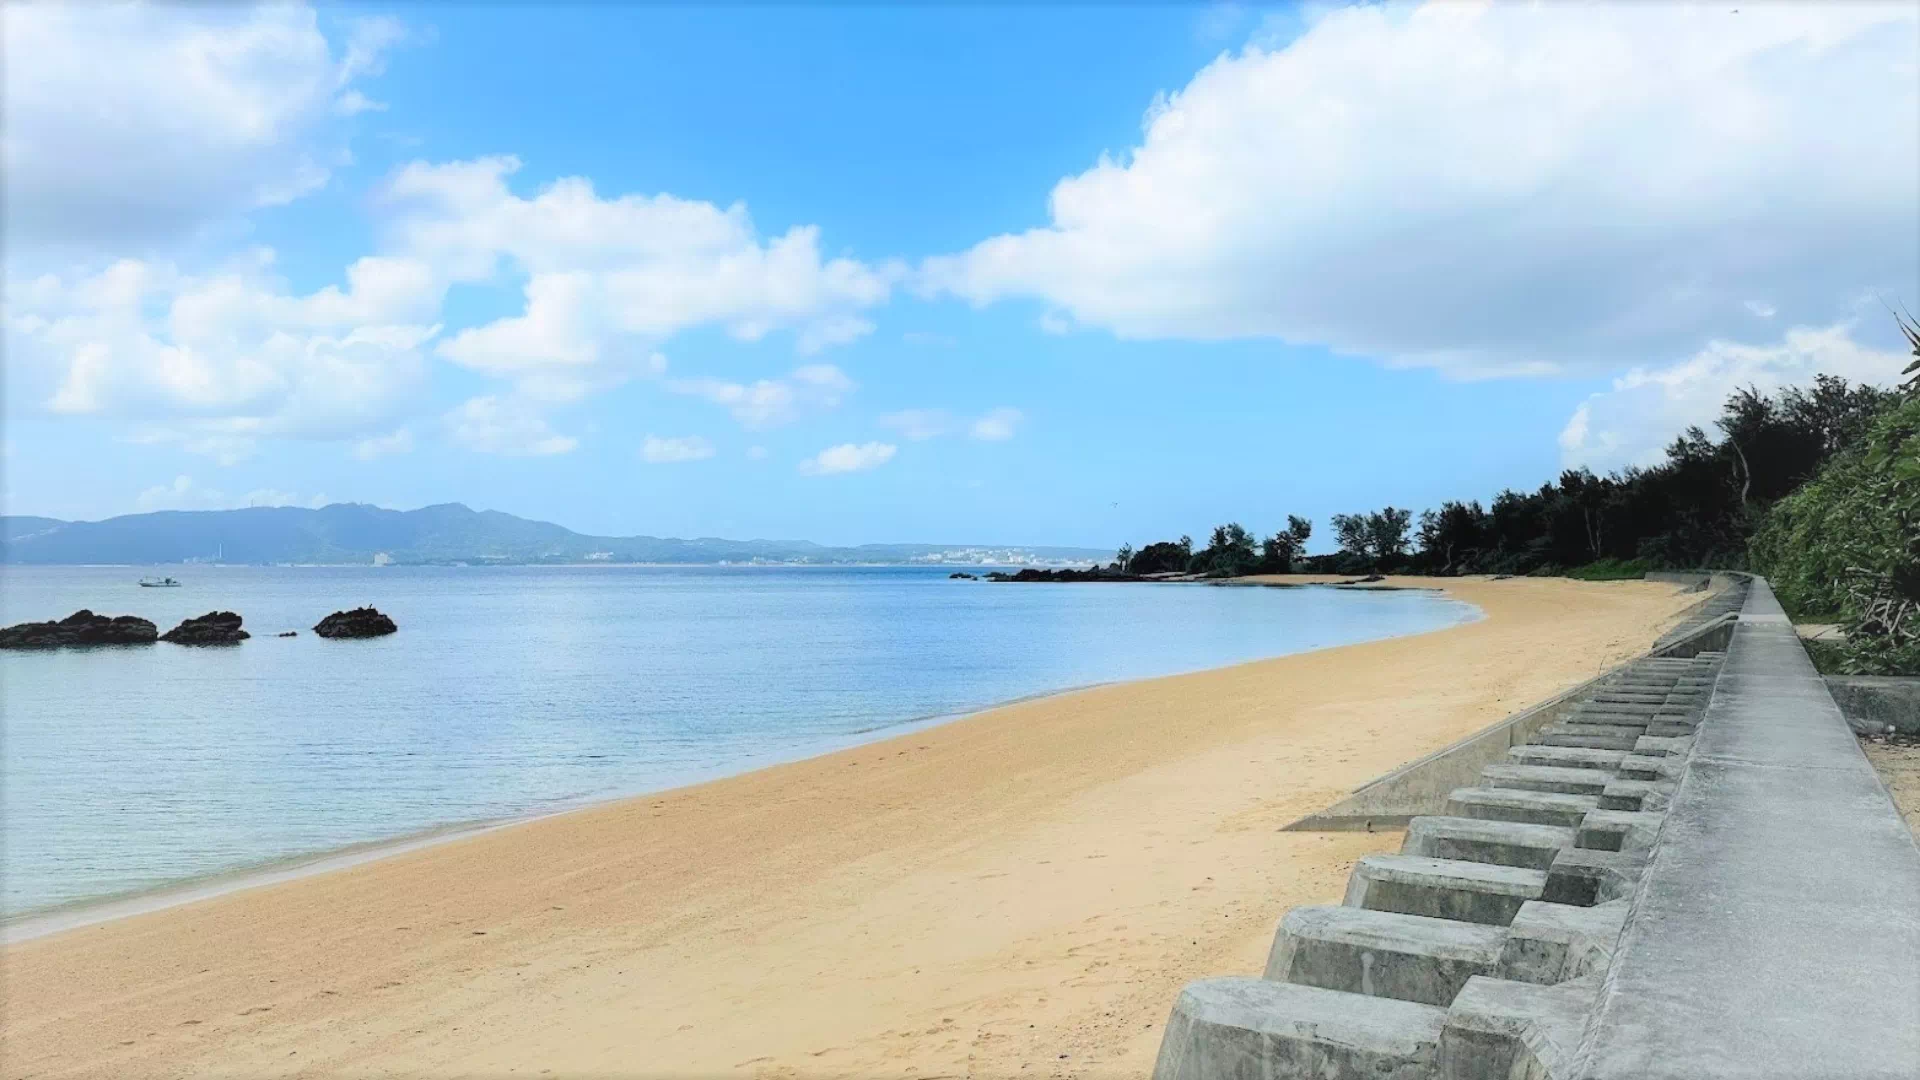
387,157,896,393
442,395,578,456
640,434,717,464
922,1,1919,376
1559,320,1911,471
6,254,440,457
666,363,855,429
4,5,406,255
799,442,897,475
969,407,1023,441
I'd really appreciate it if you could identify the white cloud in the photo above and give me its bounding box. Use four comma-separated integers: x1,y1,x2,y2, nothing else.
388,157,895,395
6,255,440,453
1745,301,1778,319
879,409,955,441
746,445,769,460
666,363,855,429
4,5,407,255
969,407,1023,442
1558,320,1911,471
352,428,414,461
442,395,578,456
335,90,388,116
922,1,1919,376
640,434,716,464
799,441,897,476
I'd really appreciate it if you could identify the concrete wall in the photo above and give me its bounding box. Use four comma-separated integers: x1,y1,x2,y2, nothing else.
1285,584,1742,832
1825,676,1920,735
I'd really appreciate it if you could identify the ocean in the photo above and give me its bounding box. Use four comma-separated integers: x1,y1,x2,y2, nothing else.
0,564,1476,919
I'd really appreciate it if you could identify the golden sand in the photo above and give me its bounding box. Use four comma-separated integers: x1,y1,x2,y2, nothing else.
1,575,1699,1080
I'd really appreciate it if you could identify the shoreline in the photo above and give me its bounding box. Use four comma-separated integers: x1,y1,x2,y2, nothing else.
4,575,1698,1080
3,581,1478,944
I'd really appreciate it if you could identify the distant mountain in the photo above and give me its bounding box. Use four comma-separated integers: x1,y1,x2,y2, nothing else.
0,504,1109,568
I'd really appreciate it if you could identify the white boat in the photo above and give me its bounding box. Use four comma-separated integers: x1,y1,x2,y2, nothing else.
137,577,182,588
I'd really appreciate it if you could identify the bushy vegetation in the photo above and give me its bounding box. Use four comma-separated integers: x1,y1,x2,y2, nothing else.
1105,315,1919,672
1749,320,1920,673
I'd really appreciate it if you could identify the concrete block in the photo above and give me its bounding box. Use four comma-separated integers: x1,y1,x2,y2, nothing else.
1498,899,1629,985
1345,854,1547,926
1152,977,1445,1080
1402,816,1574,871
1597,778,1676,812
1439,974,1599,1080
1575,809,1665,854
1478,763,1613,796
1506,745,1628,772
1537,730,1643,751
1632,735,1693,758
1544,847,1647,906
1265,906,1505,1007
1445,787,1601,828
1614,754,1685,783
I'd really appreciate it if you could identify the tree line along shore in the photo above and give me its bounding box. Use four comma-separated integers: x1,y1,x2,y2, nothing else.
1003,317,1920,677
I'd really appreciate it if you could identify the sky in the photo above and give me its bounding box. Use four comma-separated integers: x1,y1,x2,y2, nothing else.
4,1,1917,548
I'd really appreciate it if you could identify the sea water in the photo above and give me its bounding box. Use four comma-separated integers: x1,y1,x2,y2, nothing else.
0,564,1476,917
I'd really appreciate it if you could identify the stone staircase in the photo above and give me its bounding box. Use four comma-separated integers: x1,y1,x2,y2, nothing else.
1152,650,1726,1080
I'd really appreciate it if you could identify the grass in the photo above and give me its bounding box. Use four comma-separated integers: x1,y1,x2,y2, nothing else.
1564,558,1656,581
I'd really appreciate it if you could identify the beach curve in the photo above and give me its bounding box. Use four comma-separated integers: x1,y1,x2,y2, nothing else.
1,575,1698,1080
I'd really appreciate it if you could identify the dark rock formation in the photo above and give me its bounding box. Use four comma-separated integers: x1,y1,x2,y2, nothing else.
160,611,250,645
0,610,158,649
277,631,297,638
313,606,398,638
949,572,978,580
985,566,1141,583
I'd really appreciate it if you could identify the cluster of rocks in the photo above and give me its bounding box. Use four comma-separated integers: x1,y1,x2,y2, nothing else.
0,610,159,648
0,606,398,649
984,566,1142,583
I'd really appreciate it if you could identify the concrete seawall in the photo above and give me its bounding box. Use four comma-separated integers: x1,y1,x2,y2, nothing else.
1151,575,1920,1079
1285,586,1746,832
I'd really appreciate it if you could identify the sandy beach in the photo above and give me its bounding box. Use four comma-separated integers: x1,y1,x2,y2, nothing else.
2,576,1700,1080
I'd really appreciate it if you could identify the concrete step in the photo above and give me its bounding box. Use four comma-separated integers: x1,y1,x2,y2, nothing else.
1598,777,1676,812
1441,973,1598,1080
1478,763,1612,797
1153,977,1445,1080
1633,734,1693,758
1345,854,1548,926
1446,787,1601,828
1575,808,1665,854
1538,729,1643,751
1544,847,1647,905
1402,816,1573,870
1615,754,1685,782
1506,745,1628,771
1498,899,1630,985
1265,905,1505,1007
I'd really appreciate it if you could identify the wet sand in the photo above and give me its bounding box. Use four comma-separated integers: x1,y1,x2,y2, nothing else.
1,575,1699,1080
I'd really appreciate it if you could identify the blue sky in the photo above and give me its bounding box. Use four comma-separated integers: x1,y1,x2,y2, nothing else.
4,2,1916,548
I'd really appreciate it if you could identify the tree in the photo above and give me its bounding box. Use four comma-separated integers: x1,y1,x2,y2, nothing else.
1115,543,1135,573
1260,516,1314,572
1331,513,1369,563
1196,522,1257,576
1365,507,1413,568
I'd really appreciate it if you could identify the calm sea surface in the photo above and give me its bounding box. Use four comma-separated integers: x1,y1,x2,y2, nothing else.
0,565,1476,916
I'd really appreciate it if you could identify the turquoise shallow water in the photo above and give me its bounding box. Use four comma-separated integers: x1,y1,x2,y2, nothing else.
0,564,1476,916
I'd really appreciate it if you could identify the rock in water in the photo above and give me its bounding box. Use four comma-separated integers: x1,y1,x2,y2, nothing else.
0,609,159,649
277,631,298,638
160,611,250,645
313,606,398,639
